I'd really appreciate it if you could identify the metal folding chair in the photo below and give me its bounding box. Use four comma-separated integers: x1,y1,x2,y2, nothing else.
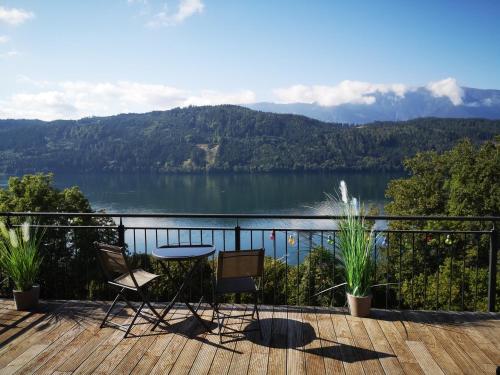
213,249,264,342
94,242,168,338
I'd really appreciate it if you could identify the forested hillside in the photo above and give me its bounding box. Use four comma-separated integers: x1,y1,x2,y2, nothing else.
0,105,498,173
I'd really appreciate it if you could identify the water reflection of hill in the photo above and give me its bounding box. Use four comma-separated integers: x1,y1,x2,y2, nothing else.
49,171,402,214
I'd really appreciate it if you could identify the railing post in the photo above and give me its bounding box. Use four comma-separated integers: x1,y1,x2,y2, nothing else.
235,224,241,251
235,221,241,303
118,217,125,247
488,223,498,312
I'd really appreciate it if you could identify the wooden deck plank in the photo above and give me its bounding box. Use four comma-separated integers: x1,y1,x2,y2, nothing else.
475,312,500,342
362,317,405,375
406,341,444,375
266,306,287,375
33,325,100,375
0,307,30,327
15,321,87,374
286,307,306,375
12,301,107,374
58,325,125,374
301,306,325,375
92,302,162,374
330,311,367,375
148,305,217,375
0,344,49,375
461,312,500,361
129,306,181,375
90,310,158,375
72,306,136,375
110,307,172,375
246,306,272,375
381,310,420,342
167,305,214,375
227,305,256,375
0,300,31,326
401,311,464,375
453,312,500,365
0,302,67,365
432,312,495,370
0,302,73,370
187,305,226,375
314,307,345,375
345,314,385,375
411,311,485,374
207,304,249,375
2,322,75,374
376,317,422,371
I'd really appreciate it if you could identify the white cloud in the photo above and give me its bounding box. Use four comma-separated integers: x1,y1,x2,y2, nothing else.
426,77,464,105
0,77,468,120
0,35,9,43
147,0,204,27
173,0,204,23
0,79,255,121
0,50,19,58
183,90,256,107
0,5,34,26
273,80,409,106
16,75,51,87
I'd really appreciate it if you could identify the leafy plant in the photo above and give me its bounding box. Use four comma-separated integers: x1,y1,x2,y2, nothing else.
0,221,44,291
334,181,375,297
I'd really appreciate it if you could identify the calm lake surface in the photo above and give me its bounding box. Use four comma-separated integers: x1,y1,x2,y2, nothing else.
50,172,401,214
1,172,403,260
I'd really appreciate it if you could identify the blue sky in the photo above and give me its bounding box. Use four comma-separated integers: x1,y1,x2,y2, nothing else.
0,0,499,120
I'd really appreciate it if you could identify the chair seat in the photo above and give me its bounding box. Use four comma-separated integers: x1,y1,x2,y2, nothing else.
114,269,159,288
216,277,257,294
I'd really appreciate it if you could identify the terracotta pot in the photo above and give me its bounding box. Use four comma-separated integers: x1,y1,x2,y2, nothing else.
13,284,40,311
347,293,372,317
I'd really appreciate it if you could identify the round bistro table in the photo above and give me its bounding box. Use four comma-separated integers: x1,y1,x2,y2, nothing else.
151,244,215,331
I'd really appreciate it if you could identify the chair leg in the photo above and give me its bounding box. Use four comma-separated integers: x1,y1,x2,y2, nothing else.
122,292,138,313
124,301,145,338
217,310,223,343
138,288,170,328
145,300,168,325
213,292,262,343
101,289,122,328
213,296,223,343
210,273,217,323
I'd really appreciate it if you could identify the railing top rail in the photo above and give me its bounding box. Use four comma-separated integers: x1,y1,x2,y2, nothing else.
5,223,493,234
0,211,499,221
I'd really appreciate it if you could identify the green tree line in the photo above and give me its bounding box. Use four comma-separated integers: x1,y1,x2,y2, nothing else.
1,105,498,174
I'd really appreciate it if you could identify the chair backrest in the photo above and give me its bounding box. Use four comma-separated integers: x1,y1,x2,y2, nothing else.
217,249,265,280
94,242,130,282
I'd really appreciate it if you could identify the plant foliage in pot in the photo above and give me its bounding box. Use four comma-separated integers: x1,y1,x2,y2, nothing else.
315,181,377,317
0,221,44,310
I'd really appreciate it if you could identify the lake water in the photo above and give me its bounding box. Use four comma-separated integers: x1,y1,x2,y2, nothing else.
48,172,400,214
1,172,403,260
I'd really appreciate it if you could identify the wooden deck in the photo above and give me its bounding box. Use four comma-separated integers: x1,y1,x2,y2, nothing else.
0,299,499,374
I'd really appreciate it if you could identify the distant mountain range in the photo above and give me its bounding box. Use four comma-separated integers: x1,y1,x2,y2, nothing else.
248,87,500,124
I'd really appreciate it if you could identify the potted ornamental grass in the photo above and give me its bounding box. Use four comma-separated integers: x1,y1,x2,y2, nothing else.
318,181,377,317
336,181,375,317
0,221,44,310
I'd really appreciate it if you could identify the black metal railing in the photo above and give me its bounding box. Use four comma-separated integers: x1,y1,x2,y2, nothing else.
0,212,498,312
